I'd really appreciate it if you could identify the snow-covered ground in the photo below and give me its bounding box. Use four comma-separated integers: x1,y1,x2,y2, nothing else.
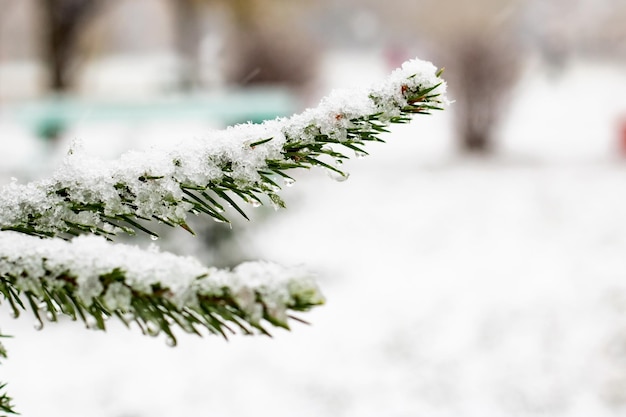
2,56,626,417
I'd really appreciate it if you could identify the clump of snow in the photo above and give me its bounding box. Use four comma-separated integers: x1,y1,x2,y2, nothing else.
0,231,323,326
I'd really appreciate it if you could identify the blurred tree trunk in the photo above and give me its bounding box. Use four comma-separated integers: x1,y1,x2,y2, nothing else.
446,33,520,154
225,0,317,87
171,0,205,90
40,0,101,92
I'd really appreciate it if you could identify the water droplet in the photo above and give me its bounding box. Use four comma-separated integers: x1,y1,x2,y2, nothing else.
85,316,97,329
215,206,225,213
283,177,296,187
328,170,350,182
165,337,176,347
190,209,200,216
248,199,262,208
10,310,19,319
354,151,368,159
46,311,55,322
146,321,160,336
212,217,227,224
122,312,135,322
33,321,44,331
150,235,159,241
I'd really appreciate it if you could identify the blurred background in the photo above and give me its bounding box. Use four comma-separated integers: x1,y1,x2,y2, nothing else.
2,0,626,416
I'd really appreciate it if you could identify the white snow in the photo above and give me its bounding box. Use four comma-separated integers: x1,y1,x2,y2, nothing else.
1,56,626,417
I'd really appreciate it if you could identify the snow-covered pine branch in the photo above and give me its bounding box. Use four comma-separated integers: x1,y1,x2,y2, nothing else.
0,232,323,341
0,59,447,239
0,57,447,415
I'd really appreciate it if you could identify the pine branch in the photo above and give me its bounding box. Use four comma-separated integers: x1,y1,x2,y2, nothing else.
0,232,324,341
0,59,448,239
0,58,447,413
0,227,324,416
0,332,17,416
0,385,16,417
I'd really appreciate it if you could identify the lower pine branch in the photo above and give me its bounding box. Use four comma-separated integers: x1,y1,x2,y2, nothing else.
0,385,17,416
0,335,17,416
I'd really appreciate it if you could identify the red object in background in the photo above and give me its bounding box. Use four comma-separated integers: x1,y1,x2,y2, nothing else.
384,46,408,70
621,118,626,156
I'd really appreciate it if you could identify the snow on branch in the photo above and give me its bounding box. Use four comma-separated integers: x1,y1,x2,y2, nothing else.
0,59,447,239
0,58,446,415
0,232,324,341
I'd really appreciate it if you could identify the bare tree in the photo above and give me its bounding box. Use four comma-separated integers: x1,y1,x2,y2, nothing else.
40,0,103,92
170,0,206,90
224,0,317,87
445,33,520,153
